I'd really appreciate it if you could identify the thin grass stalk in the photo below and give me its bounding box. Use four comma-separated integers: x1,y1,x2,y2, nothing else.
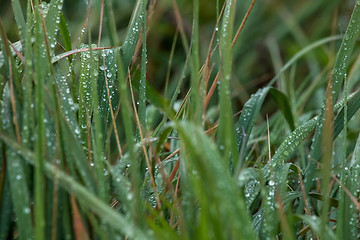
115,49,141,225
33,1,48,238
190,0,201,124
138,0,147,139
23,0,34,148
320,80,333,239
88,41,107,201
218,0,239,166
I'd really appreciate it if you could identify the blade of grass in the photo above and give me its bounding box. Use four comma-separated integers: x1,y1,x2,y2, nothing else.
1,85,33,240
319,80,333,239
295,214,336,240
218,0,239,166
235,87,269,171
269,88,295,131
307,0,360,192
137,1,147,140
0,133,152,240
33,1,47,238
11,0,26,42
172,121,257,239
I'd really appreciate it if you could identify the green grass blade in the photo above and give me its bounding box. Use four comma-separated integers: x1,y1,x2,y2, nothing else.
0,133,152,240
307,0,360,191
11,0,26,42
189,0,201,123
58,13,72,52
1,85,33,240
121,0,145,70
78,44,97,148
235,87,269,169
0,175,13,239
268,35,342,86
218,0,239,166
44,0,64,54
331,1,360,102
88,42,107,201
22,0,34,148
33,2,47,238
98,49,119,131
336,133,360,239
173,121,257,239
333,90,360,139
295,214,336,240
269,88,295,131
138,1,147,138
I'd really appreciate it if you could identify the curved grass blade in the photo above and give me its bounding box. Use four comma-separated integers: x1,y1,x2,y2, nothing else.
295,214,336,240
0,133,152,240
268,35,342,86
235,87,269,169
307,0,360,191
172,121,257,239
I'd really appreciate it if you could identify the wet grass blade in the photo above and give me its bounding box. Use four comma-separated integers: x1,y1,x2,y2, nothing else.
173,121,257,239
11,0,26,42
296,214,336,240
307,0,360,190
44,0,64,54
0,133,152,240
78,44,97,148
33,2,47,238
138,1,147,138
336,133,360,239
121,0,146,70
1,85,33,240
235,87,269,168
218,0,239,165
58,13,72,52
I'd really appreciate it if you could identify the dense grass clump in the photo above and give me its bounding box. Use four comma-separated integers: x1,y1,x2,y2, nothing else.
0,0,360,239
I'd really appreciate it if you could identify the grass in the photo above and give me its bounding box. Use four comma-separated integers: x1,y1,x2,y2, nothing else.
0,0,360,239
